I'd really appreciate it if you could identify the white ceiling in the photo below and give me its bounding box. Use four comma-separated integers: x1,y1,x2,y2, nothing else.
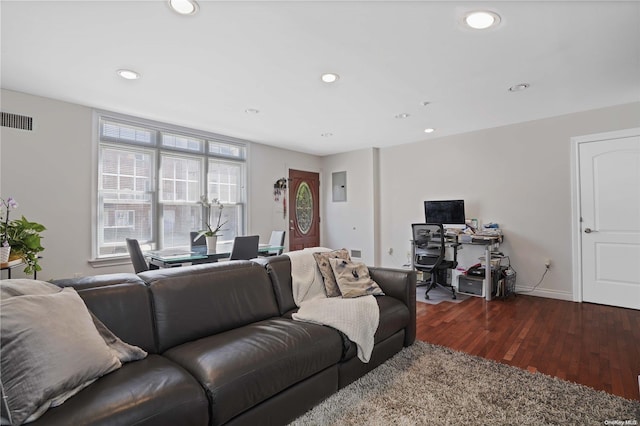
2,1,639,156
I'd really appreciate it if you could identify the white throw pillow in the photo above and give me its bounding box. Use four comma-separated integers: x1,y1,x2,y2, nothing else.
328,258,384,298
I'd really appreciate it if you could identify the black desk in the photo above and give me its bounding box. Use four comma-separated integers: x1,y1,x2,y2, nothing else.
146,243,284,269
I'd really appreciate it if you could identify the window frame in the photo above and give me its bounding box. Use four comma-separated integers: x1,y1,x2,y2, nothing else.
93,111,247,260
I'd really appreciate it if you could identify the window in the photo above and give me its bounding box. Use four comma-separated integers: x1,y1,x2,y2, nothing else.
96,114,246,258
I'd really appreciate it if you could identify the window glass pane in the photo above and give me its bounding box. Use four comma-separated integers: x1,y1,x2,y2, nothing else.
296,182,313,235
102,121,153,144
98,146,153,256
162,133,203,152
162,204,202,248
99,146,152,202
208,160,242,204
208,141,245,159
160,154,202,203
215,204,242,243
100,201,153,256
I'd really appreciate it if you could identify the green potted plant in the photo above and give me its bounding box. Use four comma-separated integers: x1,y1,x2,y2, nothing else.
193,195,226,252
0,197,46,274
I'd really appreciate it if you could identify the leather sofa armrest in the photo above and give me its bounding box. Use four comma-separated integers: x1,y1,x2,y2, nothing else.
369,267,417,346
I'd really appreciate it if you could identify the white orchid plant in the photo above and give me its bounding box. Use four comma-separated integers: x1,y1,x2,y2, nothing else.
194,195,227,242
1,197,19,247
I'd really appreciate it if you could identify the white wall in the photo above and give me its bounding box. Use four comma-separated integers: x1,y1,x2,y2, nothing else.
1,90,94,280
0,89,320,280
321,148,378,265
378,102,640,300
247,142,321,251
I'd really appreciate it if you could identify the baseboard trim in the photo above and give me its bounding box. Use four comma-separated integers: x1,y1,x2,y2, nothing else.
514,286,574,301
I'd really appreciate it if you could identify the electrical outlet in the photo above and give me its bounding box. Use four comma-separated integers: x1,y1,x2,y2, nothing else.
544,258,551,269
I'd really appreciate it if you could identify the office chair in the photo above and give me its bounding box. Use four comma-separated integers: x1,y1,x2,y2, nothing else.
229,235,259,260
411,223,458,300
125,238,149,274
264,230,286,256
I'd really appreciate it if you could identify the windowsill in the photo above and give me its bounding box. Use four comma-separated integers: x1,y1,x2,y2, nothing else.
88,256,131,268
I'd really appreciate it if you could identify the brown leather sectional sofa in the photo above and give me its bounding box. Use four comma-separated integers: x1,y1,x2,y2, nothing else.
39,256,416,426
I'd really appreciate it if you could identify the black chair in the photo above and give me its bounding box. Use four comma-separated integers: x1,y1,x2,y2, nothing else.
412,223,458,300
125,238,149,273
190,231,206,251
264,230,286,256
229,235,259,260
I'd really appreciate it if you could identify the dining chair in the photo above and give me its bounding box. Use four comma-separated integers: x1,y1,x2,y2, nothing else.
229,235,259,260
264,230,286,256
190,231,206,250
125,238,149,273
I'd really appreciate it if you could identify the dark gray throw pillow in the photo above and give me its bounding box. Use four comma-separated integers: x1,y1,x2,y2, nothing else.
0,287,122,425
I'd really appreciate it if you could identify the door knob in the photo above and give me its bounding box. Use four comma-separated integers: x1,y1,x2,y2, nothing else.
584,227,597,233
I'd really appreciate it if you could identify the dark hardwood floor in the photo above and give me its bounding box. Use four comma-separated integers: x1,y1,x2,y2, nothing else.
415,294,640,401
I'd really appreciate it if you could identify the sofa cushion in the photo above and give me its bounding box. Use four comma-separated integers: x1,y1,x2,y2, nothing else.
77,282,158,354
29,355,208,426
163,317,342,425
140,262,280,352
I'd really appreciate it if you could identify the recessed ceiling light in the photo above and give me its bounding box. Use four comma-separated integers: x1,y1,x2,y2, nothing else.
464,10,501,30
169,0,199,15
117,69,141,80
244,108,260,114
508,83,530,92
424,128,435,133
395,113,410,119
321,73,339,83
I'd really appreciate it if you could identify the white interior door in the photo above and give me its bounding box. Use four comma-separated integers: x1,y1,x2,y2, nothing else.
579,131,640,310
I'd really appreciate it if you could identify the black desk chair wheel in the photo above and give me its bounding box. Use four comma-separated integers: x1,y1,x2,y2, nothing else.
412,223,458,300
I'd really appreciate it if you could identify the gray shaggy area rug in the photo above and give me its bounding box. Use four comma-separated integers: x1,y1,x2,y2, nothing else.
289,341,640,425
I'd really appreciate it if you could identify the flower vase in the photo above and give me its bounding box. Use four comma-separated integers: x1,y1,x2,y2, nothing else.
0,246,10,263
206,236,218,253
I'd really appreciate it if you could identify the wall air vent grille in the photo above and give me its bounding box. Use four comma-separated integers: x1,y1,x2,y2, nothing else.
1,112,33,131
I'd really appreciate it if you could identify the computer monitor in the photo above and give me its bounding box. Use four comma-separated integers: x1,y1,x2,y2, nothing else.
424,200,466,229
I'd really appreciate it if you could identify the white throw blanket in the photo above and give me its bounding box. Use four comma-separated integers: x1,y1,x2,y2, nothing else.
286,248,380,363
287,247,331,306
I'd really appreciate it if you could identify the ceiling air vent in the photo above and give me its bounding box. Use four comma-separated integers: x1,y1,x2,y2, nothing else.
1,112,33,131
